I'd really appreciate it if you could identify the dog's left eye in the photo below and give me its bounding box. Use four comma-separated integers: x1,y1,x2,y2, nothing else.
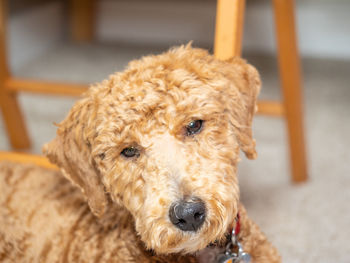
121,147,140,158
186,120,204,136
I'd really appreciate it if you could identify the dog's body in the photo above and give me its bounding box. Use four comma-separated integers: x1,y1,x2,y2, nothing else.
0,162,194,262
0,163,278,262
0,46,280,262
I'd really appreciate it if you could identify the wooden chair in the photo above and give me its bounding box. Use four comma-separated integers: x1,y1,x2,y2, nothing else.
214,0,307,183
0,0,307,182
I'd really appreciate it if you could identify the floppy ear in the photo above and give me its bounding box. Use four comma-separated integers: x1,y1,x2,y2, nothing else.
224,57,261,160
43,97,108,217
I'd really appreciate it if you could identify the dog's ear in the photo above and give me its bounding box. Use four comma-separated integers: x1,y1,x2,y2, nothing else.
43,97,108,217
223,57,261,160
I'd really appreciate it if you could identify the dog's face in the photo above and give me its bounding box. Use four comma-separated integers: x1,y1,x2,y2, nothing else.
44,45,260,254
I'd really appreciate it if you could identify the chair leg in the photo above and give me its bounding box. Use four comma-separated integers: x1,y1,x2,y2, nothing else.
70,0,95,42
214,0,246,59
272,0,307,182
0,0,31,150
0,92,31,150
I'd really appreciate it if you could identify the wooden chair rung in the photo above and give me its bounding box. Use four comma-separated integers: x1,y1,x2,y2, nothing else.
0,151,57,170
5,78,88,96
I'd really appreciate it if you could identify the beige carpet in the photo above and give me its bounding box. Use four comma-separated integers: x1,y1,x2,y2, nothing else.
0,43,349,262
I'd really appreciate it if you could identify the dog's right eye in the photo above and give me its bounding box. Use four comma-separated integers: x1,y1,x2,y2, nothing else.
121,147,140,158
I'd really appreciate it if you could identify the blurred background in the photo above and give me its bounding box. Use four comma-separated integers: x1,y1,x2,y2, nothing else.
0,0,349,262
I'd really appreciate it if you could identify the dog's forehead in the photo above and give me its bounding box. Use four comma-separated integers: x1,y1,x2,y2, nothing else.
98,61,226,128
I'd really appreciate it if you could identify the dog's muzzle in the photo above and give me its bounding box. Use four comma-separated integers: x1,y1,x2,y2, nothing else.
169,197,206,232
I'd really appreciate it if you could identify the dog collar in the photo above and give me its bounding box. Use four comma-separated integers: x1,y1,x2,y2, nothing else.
233,213,241,236
216,213,251,263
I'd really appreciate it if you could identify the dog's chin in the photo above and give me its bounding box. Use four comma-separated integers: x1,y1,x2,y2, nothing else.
138,202,236,255
143,223,229,255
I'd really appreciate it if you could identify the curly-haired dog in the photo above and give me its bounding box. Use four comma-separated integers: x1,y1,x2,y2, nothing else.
0,45,280,262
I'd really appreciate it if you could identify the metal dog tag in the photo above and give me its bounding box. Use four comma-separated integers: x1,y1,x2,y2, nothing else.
217,253,251,263
217,253,238,263
234,252,251,263
217,229,251,263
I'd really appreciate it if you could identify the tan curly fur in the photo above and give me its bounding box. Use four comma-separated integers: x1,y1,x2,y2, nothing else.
0,45,280,262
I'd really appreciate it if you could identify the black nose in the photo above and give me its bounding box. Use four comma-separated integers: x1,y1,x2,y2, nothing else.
169,198,206,232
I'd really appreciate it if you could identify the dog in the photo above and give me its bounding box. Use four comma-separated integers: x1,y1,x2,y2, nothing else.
0,45,281,262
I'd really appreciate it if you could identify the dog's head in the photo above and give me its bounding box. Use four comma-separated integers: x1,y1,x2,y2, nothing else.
43,45,260,254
